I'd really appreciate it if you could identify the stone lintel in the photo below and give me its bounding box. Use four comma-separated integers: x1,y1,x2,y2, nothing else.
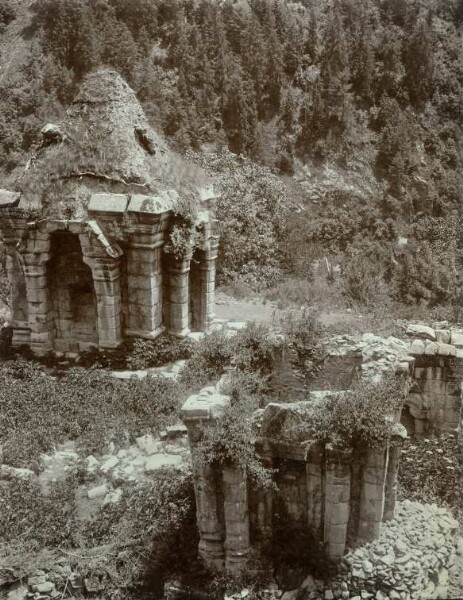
128,190,178,214
88,193,129,213
0,190,21,207
181,388,230,421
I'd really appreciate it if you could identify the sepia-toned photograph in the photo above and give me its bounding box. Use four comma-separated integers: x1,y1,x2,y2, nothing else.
0,0,461,599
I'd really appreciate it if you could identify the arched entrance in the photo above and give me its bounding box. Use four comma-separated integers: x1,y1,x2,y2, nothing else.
48,232,97,352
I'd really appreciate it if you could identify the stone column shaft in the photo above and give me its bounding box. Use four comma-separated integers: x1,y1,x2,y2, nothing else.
357,447,388,544
20,231,53,355
3,239,29,346
190,248,218,332
324,446,352,559
194,459,226,570
164,255,191,336
91,261,122,349
306,442,324,540
80,234,123,350
126,229,164,338
222,465,251,573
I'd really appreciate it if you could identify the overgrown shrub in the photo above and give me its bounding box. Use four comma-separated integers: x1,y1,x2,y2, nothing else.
0,475,78,547
233,322,276,377
196,370,273,489
0,360,183,466
127,334,194,370
82,467,197,595
275,308,326,382
180,329,233,389
398,433,461,516
297,373,409,450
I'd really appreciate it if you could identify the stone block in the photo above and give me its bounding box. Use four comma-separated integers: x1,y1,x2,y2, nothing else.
327,502,350,525
144,453,182,471
406,324,436,340
25,276,48,290
181,388,230,420
128,191,178,214
445,381,461,396
436,343,456,356
166,285,189,303
435,330,451,344
409,339,426,355
326,482,350,504
88,484,109,499
424,341,439,355
88,193,128,213
450,331,463,347
0,189,20,207
325,522,349,545
30,332,53,344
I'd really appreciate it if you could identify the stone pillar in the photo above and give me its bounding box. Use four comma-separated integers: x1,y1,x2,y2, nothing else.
357,446,388,544
306,442,324,540
324,446,352,559
126,226,165,338
383,425,407,521
164,254,191,336
190,246,218,332
223,465,251,573
253,454,274,544
80,235,123,349
3,238,29,346
194,459,226,570
20,231,53,355
181,388,231,571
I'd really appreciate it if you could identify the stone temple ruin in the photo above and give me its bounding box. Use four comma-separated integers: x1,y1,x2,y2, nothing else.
181,322,462,574
0,70,218,355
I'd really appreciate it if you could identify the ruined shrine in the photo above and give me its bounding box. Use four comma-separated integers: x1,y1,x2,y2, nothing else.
0,70,219,355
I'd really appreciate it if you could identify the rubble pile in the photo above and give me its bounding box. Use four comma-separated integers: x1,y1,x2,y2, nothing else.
341,500,460,600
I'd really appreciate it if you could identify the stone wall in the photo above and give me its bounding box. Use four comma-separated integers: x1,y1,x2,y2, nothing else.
0,191,219,355
181,386,407,574
271,327,462,436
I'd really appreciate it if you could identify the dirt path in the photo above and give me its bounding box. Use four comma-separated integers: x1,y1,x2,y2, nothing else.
214,298,363,329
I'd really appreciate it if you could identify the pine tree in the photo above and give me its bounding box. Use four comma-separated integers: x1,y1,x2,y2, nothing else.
403,11,434,107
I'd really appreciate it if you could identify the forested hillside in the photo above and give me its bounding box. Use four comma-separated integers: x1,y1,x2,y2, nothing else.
0,0,461,316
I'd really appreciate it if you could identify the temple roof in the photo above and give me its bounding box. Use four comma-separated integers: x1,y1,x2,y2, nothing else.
10,69,212,220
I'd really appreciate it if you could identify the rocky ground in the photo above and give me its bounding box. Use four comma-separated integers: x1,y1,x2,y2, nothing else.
218,502,462,600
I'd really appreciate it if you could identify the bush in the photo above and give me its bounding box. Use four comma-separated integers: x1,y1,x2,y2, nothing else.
233,322,276,377
297,374,409,450
0,475,78,547
180,329,233,389
398,433,461,516
0,360,183,466
127,334,194,370
82,467,197,595
196,370,273,489
275,308,325,382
